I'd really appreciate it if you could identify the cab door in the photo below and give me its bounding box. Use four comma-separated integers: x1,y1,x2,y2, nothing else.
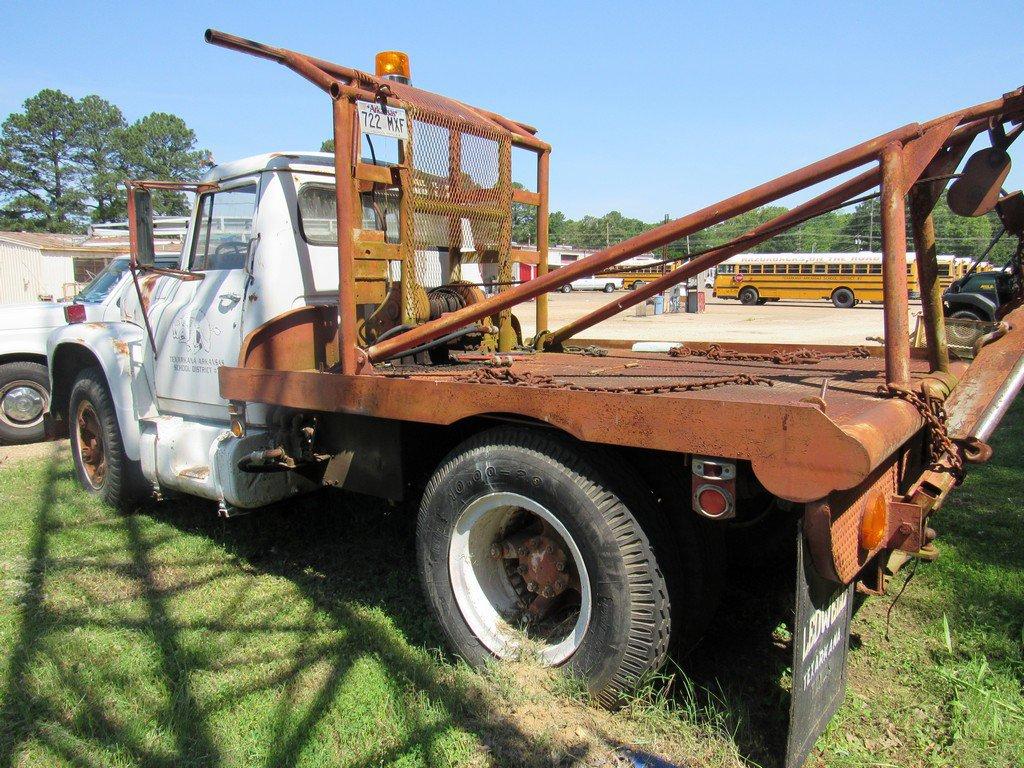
151,181,260,421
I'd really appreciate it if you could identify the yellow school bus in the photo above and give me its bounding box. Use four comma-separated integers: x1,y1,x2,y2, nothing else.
598,255,679,289
713,252,929,308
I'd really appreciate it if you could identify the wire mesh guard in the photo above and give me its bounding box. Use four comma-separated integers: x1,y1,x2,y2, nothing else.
405,106,513,290
943,317,1001,360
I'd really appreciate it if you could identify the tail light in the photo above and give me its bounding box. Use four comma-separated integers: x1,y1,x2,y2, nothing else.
692,456,737,519
64,303,86,324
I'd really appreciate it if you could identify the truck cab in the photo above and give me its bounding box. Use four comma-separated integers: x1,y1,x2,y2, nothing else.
48,152,354,508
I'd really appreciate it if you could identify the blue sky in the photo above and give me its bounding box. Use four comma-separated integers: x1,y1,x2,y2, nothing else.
2,0,1022,221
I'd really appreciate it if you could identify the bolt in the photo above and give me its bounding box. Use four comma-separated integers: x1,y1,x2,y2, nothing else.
518,546,529,557
541,585,555,598
490,544,502,559
555,561,566,572
526,581,537,593
545,545,554,555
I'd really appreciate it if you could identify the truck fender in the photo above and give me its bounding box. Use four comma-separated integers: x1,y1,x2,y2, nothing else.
944,292,996,320
47,322,151,461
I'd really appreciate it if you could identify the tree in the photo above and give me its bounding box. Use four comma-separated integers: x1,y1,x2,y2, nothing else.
0,89,89,231
78,95,127,223
117,113,212,217
320,138,334,152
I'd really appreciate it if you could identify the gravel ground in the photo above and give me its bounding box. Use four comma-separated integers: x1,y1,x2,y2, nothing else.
518,290,921,346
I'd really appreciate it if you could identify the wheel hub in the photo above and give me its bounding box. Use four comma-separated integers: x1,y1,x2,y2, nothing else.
1,384,45,425
75,401,107,488
448,492,592,665
491,525,579,620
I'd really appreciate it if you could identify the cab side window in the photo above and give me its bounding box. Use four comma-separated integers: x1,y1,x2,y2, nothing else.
190,185,258,271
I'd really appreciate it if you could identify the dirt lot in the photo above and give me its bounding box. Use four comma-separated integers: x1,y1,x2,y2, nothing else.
517,290,921,346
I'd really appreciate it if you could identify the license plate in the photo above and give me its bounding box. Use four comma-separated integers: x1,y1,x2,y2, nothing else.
356,100,409,140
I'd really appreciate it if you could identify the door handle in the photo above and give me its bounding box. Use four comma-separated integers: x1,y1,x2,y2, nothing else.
219,292,242,303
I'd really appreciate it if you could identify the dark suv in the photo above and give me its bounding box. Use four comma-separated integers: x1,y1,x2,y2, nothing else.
943,270,1013,323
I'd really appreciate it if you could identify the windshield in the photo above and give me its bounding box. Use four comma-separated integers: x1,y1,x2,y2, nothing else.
75,259,130,303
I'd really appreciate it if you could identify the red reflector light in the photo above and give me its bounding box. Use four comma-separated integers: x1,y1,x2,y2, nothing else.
64,304,86,324
696,486,731,518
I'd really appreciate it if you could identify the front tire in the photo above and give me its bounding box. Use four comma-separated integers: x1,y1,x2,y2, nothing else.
560,284,572,293
0,361,49,445
69,367,146,512
603,283,616,293
739,286,759,305
417,428,678,706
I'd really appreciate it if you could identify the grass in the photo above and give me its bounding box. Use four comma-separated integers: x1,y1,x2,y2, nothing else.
0,402,1021,767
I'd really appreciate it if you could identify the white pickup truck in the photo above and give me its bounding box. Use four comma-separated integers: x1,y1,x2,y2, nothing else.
0,255,176,444
558,275,623,293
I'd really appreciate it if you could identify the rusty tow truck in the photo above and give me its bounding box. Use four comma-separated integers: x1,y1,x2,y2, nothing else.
46,30,1024,766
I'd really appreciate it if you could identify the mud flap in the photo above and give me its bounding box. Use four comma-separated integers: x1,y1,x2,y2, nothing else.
785,521,855,768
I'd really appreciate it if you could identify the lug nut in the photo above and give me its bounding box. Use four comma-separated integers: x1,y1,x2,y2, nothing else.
518,546,529,557
526,581,537,593
555,561,566,572
541,585,554,598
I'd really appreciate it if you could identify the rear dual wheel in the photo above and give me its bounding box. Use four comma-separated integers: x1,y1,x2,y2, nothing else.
831,287,856,309
417,428,715,705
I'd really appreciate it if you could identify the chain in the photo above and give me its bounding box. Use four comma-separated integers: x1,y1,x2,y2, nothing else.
562,344,609,357
461,366,773,393
876,384,964,480
668,343,871,366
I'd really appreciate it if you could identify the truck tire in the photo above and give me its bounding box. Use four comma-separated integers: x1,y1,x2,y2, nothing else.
831,287,856,308
739,286,759,305
417,427,679,706
68,367,146,512
0,361,49,445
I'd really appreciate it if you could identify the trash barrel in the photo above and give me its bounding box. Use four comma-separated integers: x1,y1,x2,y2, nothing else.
653,295,665,315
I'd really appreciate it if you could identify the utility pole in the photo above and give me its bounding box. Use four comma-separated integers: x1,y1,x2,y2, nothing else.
660,214,669,268
868,205,874,252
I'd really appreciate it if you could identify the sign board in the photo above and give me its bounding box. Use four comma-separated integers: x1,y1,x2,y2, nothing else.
356,100,409,140
785,522,855,768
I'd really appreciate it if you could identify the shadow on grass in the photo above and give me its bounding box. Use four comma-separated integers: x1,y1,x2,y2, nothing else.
0,460,600,767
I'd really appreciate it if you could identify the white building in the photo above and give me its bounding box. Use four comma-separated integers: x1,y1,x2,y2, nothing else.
0,227,184,305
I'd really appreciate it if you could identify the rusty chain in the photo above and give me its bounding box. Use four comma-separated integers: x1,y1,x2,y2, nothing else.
461,366,773,393
668,343,871,365
876,384,964,481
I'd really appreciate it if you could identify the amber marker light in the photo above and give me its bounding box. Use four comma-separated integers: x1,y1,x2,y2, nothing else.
860,493,888,550
375,51,411,84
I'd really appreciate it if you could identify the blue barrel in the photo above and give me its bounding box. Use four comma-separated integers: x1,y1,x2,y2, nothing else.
653,295,665,315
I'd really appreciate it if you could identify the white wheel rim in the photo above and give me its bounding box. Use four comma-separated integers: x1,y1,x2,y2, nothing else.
448,491,592,665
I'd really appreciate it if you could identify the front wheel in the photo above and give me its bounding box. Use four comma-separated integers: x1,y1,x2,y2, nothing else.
69,368,146,512
0,361,49,445
560,284,572,293
417,428,679,706
738,286,759,305
603,283,616,293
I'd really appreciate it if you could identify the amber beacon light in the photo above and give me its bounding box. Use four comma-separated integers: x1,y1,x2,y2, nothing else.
375,51,411,84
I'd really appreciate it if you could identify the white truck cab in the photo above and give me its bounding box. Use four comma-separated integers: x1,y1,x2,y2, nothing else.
47,152,352,509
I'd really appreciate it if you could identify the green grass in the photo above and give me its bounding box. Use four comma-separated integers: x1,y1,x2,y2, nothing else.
0,403,1021,767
